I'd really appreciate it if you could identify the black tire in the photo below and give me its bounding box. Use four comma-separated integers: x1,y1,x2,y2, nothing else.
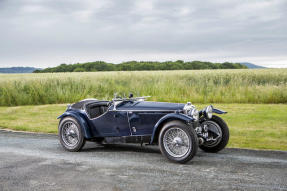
159,120,198,163
58,117,86,152
199,115,229,153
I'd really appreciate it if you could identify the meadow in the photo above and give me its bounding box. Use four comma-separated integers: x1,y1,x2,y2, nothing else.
0,69,287,106
0,103,286,150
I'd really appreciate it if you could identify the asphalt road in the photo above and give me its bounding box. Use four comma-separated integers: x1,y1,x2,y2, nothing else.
0,130,286,191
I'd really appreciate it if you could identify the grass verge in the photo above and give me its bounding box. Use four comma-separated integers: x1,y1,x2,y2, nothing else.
1,69,287,106
0,103,286,150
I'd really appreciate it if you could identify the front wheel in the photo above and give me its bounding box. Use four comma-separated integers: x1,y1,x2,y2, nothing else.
58,117,86,152
159,120,198,163
199,115,229,153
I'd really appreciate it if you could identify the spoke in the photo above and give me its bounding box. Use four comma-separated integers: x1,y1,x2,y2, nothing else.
62,121,79,147
163,128,191,158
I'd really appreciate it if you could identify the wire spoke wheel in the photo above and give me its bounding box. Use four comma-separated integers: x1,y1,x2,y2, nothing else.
199,116,229,153
203,121,222,148
61,121,80,147
163,127,191,158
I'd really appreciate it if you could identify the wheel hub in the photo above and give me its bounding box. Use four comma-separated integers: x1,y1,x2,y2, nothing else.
68,129,77,138
172,137,183,146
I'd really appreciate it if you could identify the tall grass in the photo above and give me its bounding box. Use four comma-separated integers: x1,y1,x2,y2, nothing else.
0,69,287,106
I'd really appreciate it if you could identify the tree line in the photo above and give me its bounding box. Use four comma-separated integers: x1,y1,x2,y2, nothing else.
33,60,247,73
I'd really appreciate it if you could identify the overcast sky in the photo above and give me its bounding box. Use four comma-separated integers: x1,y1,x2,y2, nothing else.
0,0,286,68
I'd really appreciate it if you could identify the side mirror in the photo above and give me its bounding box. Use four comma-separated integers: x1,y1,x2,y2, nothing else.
129,93,133,98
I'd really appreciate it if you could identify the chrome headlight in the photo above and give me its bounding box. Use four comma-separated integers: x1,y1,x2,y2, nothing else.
205,105,213,119
183,102,192,114
183,102,199,121
189,108,199,121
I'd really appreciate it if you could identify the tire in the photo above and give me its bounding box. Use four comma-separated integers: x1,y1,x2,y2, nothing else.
199,115,229,153
58,117,86,152
159,120,198,163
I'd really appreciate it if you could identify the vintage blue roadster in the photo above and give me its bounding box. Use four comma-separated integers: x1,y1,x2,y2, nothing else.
58,95,229,163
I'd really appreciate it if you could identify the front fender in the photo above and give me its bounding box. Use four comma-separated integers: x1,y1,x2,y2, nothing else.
57,111,93,139
212,107,227,114
150,113,195,144
200,105,227,115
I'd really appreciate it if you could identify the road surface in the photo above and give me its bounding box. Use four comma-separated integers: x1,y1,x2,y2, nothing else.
0,130,286,191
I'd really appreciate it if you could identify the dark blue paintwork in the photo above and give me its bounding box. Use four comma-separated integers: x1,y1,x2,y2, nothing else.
212,108,227,114
58,100,226,142
117,101,185,111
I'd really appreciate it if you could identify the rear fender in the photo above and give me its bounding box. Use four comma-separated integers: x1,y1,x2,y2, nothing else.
150,113,194,144
57,111,93,139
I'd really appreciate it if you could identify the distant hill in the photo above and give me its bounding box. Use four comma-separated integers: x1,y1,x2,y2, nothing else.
34,61,247,73
240,62,266,69
0,67,41,73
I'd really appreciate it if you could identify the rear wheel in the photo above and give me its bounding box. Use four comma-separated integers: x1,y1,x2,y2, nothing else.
159,120,198,163
199,115,229,153
58,117,86,152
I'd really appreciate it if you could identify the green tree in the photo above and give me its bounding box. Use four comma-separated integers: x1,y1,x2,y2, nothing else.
73,67,86,72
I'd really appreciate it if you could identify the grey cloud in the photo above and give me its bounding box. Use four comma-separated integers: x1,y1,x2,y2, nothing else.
0,0,286,67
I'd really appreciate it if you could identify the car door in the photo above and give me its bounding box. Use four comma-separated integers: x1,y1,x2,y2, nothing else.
128,111,167,135
90,110,131,137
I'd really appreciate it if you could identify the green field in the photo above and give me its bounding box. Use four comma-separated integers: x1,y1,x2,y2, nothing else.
0,103,286,150
0,69,287,106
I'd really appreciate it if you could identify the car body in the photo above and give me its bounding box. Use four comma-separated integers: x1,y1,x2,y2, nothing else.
58,96,229,163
